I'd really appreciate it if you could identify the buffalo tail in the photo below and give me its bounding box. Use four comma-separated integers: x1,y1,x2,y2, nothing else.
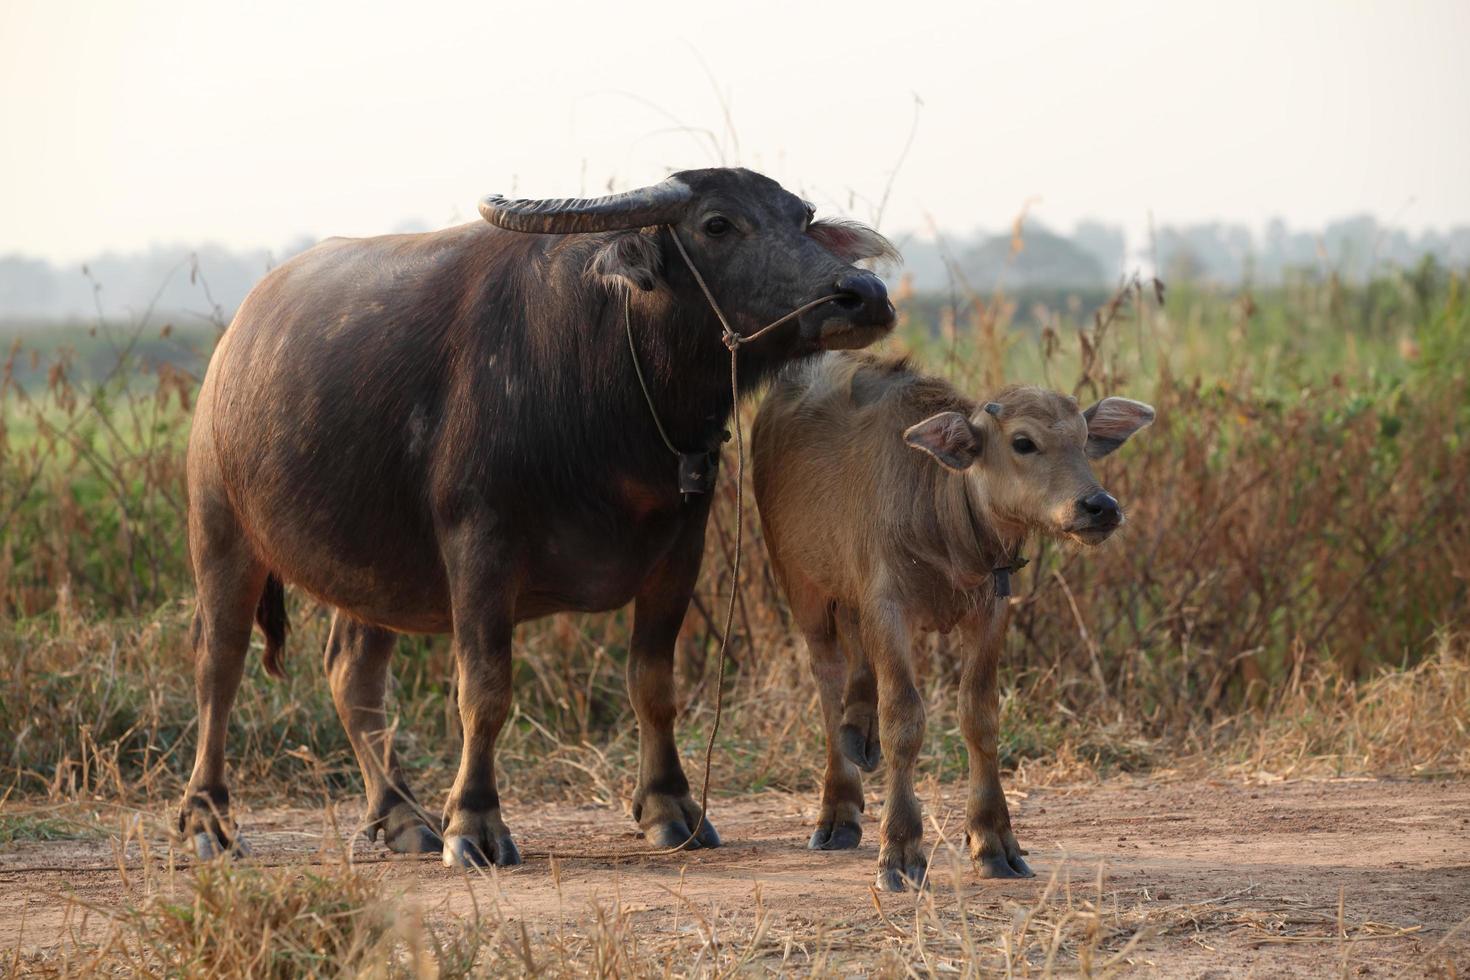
255,574,289,679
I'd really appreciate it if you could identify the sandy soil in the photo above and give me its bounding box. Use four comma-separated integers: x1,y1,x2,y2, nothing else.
3,776,1467,975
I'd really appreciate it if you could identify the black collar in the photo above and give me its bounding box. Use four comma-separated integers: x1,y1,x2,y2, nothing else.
960,485,1028,597
992,556,1029,598
623,291,728,496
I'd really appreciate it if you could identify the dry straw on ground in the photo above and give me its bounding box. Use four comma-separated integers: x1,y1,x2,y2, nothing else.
9,839,1461,977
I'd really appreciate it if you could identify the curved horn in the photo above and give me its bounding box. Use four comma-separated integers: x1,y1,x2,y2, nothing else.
478,177,693,234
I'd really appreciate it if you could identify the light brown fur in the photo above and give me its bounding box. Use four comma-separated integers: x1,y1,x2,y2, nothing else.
752,351,1153,890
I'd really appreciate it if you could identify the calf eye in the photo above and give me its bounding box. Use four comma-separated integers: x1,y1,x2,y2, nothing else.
703,215,732,237
1012,435,1038,455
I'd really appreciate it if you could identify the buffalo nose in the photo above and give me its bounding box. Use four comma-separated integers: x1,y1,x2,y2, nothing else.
1078,491,1120,524
833,272,894,324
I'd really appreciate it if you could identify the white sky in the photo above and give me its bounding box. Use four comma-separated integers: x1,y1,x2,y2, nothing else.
3,0,1467,261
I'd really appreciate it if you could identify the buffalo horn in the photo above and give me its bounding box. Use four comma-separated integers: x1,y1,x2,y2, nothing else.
478,177,693,234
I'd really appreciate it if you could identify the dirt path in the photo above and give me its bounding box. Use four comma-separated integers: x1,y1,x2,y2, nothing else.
4,776,1468,975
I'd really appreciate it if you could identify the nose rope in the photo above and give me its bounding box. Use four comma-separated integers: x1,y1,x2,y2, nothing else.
666,228,847,351
623,291,682,460
624,233,845,480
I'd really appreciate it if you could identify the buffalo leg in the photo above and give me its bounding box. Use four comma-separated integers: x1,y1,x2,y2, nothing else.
863,600,928,891
835,604,881,773
323,612,440,854
627,511,721,849
439,530,520,869
959,611,1033,878
791,589,865,850
178,507,267,858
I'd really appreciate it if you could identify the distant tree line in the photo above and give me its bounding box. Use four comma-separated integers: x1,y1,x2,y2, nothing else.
3,216,1468,323
897,215,1470,294
0,238,314,324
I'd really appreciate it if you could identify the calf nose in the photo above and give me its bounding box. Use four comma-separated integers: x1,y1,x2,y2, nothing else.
833,271,894,325
1078,491,1121,524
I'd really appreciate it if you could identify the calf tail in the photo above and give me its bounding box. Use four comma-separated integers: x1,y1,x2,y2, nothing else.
255,573,289,679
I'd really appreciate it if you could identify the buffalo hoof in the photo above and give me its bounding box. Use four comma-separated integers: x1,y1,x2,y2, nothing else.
192,831,251,861
649,818,721,850
838,720,882,773
386,822,443,855
179,787,243,861
635,792,721,850
441,808,520,869
978,852,1035,879
875,844,928,892
442,833,521,869
369,801,443,855
808,820,862,851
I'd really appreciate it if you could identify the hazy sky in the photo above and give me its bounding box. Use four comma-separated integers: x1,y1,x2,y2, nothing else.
3,0,1467,261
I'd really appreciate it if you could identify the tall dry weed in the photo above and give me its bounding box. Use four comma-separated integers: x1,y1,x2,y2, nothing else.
2,266,1467,808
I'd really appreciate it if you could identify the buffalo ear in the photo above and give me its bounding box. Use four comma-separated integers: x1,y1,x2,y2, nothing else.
903,411,982,471
809,219,901,267
589,229,663,292
1083,397,1155,458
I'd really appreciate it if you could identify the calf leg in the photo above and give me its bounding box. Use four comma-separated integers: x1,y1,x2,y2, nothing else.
627,511,720,849
791,590,864,850
958,612,1033,878
863,601,928,891
178,507,267,858
835,605,881,773
323,612,440,854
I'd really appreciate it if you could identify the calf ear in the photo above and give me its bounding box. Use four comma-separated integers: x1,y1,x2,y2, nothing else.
809,219,900,267
1083,397,1155,458
903,411,983,471
589,229,663,292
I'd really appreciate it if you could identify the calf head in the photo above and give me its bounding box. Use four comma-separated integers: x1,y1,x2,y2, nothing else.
480,168,898,353
903,386,1154,545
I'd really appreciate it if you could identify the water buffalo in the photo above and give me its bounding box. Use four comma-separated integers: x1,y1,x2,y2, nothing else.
752,352,1153,890
179,168,897,868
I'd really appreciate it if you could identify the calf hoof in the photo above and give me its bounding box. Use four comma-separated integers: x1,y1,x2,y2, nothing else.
978,852,1035,879
838,720,882,773
808,820,862,850
635,793,721,850
968,829,1035,879
875,845,928,892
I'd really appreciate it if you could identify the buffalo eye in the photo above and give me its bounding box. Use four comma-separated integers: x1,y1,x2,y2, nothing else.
703,215,732,237
1011,435,1038,455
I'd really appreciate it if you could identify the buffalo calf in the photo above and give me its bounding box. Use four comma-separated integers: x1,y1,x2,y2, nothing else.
752,352,1153,890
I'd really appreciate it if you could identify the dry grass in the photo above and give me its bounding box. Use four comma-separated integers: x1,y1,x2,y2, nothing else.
4,264,1469,975
10,855,486,978
8,590,1466,822
8,840,1459,978
4,269,1469,811
1220,631,1470,780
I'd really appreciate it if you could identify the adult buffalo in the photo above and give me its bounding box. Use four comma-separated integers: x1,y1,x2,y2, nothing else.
179,167,897,868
